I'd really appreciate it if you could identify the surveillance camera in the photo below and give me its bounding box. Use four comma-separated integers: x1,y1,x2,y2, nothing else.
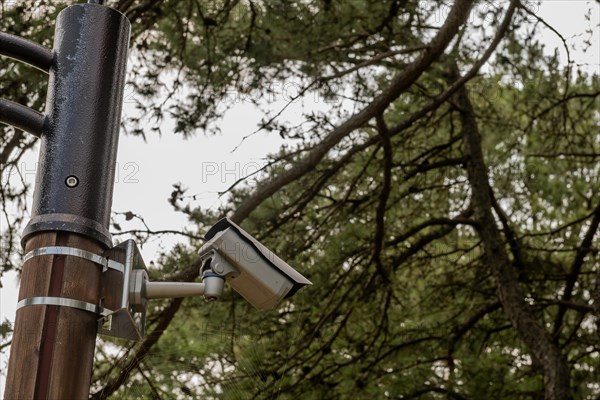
198,218,311,310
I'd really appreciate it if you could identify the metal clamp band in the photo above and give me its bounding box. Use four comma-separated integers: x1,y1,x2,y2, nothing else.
16,296,112,317
24,246,124,273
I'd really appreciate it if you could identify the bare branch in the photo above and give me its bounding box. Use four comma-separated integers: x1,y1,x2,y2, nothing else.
552,201,600,338
231,0,476,223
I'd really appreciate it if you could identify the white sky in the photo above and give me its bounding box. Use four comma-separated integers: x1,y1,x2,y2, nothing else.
1,1,598,395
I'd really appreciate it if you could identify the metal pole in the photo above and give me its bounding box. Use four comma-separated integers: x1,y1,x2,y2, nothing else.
0,32,53,73
0,98,44,137
4,3,130,398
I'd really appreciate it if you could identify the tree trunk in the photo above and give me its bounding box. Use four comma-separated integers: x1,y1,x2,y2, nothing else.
455,78,572,400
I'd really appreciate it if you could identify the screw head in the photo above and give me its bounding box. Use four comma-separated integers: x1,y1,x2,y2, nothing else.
65,175,79,188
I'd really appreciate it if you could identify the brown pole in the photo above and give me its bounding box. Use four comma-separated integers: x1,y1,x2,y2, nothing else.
4,3,130,398
5,232,104,398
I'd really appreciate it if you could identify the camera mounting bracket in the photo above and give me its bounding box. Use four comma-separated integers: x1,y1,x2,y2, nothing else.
98,239,148,341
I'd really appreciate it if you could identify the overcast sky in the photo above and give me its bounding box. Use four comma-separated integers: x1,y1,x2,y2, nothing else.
1,1,598,394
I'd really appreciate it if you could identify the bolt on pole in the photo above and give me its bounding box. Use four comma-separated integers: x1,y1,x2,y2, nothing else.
4,3,130,399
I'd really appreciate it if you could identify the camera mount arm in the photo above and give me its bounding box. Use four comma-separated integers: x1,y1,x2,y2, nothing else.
144,282,206,299
138,265,231,302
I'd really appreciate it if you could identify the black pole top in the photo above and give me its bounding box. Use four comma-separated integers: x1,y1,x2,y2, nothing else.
22,3,131,248
88,0,106,4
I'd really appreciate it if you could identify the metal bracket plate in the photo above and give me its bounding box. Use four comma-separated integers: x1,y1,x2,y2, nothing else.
98,239,147,341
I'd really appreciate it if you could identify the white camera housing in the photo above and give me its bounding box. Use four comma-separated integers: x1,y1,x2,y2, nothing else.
198,218,311,310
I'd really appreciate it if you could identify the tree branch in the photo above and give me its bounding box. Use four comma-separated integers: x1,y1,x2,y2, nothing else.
387,0,519,137
91,298,185,399
372,115,393,282
231,0,476,223
552,201,600,339
455,69,571,399
447,301,501,363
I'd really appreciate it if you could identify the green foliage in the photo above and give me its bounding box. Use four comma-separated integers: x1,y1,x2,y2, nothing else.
1,1,599,399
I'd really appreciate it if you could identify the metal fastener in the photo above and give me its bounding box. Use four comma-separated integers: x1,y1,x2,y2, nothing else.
65,175,79,188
